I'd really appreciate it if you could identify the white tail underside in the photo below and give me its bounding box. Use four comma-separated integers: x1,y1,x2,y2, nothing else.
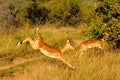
40,48,57,58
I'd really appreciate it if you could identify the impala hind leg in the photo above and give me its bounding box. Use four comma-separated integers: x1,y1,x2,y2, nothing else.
79,51,84,58
75,50,80,57
99,47,106,55
57,57,75,69
75,49,86,58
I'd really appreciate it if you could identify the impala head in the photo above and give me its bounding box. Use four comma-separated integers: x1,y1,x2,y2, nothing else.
66,40,75,50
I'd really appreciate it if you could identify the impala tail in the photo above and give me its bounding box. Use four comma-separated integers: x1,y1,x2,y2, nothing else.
36,27,40,38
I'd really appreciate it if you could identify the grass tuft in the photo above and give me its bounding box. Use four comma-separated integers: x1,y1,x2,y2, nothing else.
0,25,120,80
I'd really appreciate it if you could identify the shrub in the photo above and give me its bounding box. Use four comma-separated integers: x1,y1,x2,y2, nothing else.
89,0,120,48
0,0,30,29
0,0,14,30
48,0,81,26
14,0,95,26
0,0,95,28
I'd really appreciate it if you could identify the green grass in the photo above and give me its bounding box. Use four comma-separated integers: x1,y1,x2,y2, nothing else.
0,25,120,80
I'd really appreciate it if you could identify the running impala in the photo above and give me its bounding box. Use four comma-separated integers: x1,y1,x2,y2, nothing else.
17,28,75,69
75,33,108,57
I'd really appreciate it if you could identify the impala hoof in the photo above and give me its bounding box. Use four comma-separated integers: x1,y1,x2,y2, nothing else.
72,66,76,70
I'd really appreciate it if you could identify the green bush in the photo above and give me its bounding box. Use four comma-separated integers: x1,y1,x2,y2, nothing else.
89,0,120,48
48,0,81,26
25,0,49,24
23,0,82,26
0,0,15,30
0,0,95,28
12,0,95,26
0,0,30,28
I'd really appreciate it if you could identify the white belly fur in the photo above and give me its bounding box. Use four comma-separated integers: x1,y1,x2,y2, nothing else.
88,45,102,49
40,48,56,58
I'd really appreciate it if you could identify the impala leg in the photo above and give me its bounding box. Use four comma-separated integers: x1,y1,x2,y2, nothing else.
75,50,82,57
75,48,86,58
75,50,80,57
57,57,75,69
99,47,106,54
79,51,84,58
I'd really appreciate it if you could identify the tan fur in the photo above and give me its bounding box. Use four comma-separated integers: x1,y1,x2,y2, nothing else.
17,28,75,69
60,40,75,53
75,34,108,57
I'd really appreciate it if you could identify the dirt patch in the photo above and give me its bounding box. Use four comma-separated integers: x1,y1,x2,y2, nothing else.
0,57,40,71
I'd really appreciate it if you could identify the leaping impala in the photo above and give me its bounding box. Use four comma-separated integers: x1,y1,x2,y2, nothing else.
75,33,108,57
17,27,75,69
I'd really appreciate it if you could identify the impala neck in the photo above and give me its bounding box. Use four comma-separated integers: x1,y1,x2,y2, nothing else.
60,40,74,53
60,45,68,53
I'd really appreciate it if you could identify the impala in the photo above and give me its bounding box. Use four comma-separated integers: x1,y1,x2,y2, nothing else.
17,28,75,69
75,34,108,57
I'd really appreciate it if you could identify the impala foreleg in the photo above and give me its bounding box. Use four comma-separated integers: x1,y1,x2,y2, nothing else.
99,47,106,54
75,49,85,58
75,50,79,57
57,57,75,69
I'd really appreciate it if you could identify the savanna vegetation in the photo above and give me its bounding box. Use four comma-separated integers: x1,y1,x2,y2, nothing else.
0,0,120,80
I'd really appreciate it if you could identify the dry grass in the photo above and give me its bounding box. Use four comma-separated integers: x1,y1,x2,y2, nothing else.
0,25,120,80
